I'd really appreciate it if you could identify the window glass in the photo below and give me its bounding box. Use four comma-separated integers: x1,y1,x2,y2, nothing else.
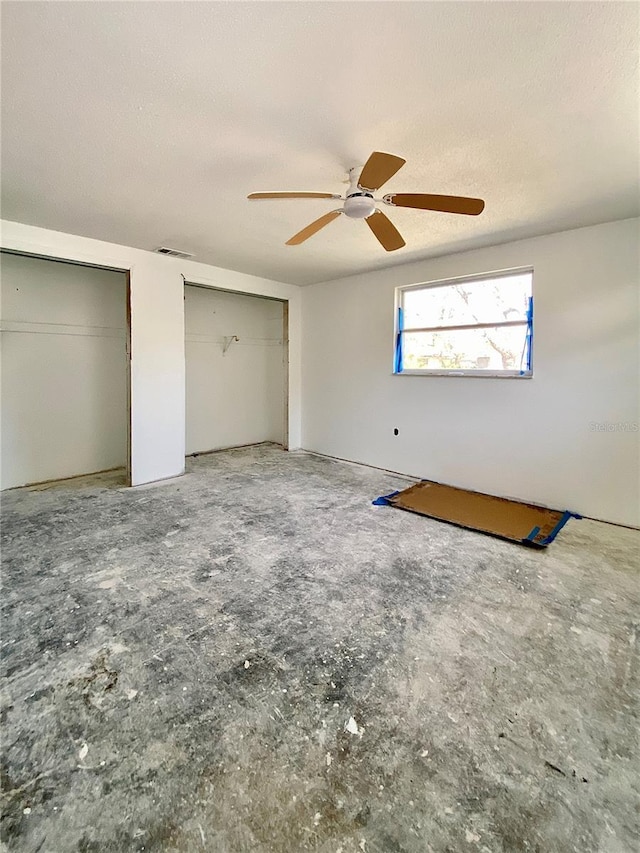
396,270,533,375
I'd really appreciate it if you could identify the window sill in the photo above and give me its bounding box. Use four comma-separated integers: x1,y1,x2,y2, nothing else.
394,370,533,378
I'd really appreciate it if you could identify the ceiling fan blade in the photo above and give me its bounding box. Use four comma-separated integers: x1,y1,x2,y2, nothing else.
358,152,406,191
386,193,485,215
248,192,340,199
285,210,342,245
365,210,406,252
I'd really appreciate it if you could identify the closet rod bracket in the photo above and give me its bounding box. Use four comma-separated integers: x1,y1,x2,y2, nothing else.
223,335,239,354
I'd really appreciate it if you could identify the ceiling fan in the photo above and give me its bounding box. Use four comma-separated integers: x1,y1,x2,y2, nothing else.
248,151,485,252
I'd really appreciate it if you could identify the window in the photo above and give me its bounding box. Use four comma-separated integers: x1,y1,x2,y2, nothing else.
394,269,533,377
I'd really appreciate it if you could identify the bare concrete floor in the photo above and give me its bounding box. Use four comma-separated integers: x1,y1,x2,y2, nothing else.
1,444,638,853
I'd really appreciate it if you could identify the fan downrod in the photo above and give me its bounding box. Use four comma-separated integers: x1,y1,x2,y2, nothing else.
344,166,376,219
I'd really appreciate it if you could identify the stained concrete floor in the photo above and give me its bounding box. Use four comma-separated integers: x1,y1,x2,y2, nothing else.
1,444,638,853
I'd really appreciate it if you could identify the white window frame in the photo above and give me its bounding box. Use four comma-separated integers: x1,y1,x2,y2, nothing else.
393,267,534,378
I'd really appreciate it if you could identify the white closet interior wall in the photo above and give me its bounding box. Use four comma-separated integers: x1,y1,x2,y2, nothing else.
185,285,285,454
0,253,128,489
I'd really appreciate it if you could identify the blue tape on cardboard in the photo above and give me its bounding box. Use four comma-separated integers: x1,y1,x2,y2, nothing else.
372,491,401,506
539,510,582,545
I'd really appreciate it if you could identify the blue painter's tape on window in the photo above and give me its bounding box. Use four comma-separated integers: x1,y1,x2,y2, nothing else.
394,306,404,373
520,296,533,374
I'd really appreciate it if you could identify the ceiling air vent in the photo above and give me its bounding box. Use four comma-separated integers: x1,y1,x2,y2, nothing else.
154,246,194,259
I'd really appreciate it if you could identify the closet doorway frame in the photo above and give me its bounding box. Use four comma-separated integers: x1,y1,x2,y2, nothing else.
183,280,290,452
0,249,133,487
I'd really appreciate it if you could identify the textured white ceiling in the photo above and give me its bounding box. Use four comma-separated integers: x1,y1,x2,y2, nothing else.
1,1,638,285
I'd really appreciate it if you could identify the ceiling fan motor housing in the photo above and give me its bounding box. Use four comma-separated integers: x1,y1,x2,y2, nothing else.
344,192,377,219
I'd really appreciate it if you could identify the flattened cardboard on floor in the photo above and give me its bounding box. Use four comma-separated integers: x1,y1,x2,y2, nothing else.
382,481,579,546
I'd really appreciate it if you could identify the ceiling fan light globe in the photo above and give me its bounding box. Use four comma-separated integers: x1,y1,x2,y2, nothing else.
343,195,377,219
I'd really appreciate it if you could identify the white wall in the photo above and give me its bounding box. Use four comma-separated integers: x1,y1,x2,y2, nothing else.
302,219,640,527
0,253,128,488
0,220,302,486
185,285,284,453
